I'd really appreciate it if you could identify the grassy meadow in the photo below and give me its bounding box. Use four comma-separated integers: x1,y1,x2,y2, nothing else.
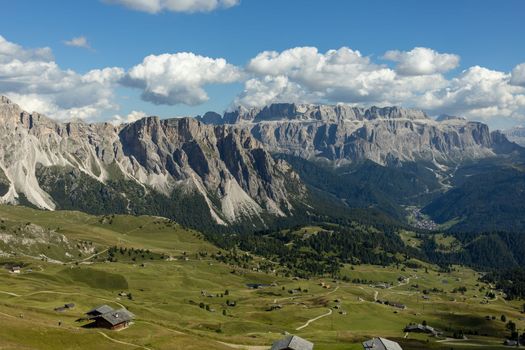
0,205,523,349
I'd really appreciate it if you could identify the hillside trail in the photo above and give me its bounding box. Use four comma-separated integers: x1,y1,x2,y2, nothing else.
0,289,126,308
295,308,332,331
217,341,269,350
66,248,109,265
98,331,153,350
436,338,492,347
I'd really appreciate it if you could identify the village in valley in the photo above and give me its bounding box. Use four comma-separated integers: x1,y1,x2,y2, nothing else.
1,205,524,350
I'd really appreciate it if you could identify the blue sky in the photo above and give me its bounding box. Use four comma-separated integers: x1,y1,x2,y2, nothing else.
1,0,524,128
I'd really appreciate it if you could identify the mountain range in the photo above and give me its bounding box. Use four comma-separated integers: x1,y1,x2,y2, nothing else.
1,96,524,232
503,125,525,147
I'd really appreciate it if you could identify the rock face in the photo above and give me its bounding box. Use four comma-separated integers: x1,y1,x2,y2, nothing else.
503,126,525,147
0,97,304,225
201,103,511,166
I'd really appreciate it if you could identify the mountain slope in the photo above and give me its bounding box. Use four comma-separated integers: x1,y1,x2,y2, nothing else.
422,162,525,232
503,125,525,146
0,96,305,227
199,103,517,166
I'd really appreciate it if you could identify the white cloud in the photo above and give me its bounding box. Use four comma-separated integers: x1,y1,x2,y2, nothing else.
64,36,91,49
122,52,242,105
417,66,525,122
384,47,460,76
241,46,448,107
510,63,525,87
235,75,321,108
238,46,525,125
2,35,524,127
0,35,52,63
110,110,148,125
0,35,123,120
103,0,239,13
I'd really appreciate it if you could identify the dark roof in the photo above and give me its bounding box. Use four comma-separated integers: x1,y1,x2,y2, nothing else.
271,335,314,350
86,305,114,316
99,308,134,326
363,338,403,350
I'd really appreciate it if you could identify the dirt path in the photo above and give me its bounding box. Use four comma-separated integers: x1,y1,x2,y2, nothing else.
67,248,109,265
436,338,492,347
3,289,125,308
98,331,153,350
216,342,269,350
0,290,21,297
325,286,339,295
140,320,268,350
273,285,340,304
389,277,410,290
272,295,297,304
295,308,332,331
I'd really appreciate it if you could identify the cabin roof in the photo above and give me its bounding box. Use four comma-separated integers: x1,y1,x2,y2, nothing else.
99,308,134,326
271,335,314,350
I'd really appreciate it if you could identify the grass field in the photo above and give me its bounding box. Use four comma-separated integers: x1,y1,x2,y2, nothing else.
0,205,523,349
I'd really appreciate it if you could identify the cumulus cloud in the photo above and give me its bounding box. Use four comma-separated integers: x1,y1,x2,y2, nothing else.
0,35,123,120
235,75,322,108
510,63,525,87
110,110,148,125
122,52,242,105
384,47,460,76
237,46,525,124
417,66,525,122
103,0,239,13
241,46,448,107
2,35,524,126
64,36,91,49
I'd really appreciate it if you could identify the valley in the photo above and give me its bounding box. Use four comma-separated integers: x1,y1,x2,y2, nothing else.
1,205,523,349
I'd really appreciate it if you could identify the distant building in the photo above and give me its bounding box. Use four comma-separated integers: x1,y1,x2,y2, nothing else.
271,335,314,350
404,324,440,336
246,283,271,289
94,308,134,331
86,305,114,319
54,303,76,312
386,301,406,310
362,337,403,350
11,266,21,274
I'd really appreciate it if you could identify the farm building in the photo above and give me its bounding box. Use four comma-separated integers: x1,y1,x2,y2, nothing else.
10,266,21,274
362,337,403,350
386,301,406,310
86,305,114,319
271,335,314,350
93,308,134,330
404,324,440,336
54,303,75,312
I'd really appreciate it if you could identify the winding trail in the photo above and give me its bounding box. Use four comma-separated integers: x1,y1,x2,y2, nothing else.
0,290,21,297
0,289,125,308
295,309,332,331
67,248,109,265
98,331,152,350
436,338,492,347
216,342,269,350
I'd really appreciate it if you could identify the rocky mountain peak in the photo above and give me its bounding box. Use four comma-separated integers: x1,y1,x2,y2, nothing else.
0,99,304,226
1,96,13,104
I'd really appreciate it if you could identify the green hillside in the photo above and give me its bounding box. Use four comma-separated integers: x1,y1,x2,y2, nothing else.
0,205,523,349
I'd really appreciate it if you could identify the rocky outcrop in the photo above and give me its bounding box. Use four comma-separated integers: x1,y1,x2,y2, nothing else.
503,126,525,147
202,103,512,166
0,97,304,224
